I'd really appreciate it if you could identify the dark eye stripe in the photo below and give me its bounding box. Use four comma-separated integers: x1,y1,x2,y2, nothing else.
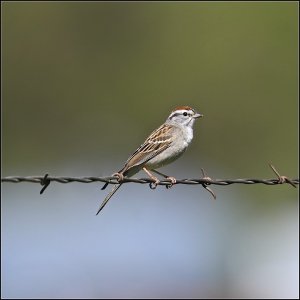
170,110,192,119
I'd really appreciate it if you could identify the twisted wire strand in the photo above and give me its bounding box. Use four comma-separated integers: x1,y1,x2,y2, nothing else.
1,164,298,199
1,175,299,186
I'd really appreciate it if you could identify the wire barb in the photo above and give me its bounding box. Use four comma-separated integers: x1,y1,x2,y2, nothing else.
40,173,51,194
269,163,297,188
200,168,217,200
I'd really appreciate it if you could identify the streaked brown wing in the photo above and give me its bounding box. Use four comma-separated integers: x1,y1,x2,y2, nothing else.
120,124,174,173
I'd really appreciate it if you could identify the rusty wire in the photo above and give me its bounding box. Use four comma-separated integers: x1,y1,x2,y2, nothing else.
1,164,298,199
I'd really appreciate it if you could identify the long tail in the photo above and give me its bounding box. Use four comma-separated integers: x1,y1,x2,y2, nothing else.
96,184,122,215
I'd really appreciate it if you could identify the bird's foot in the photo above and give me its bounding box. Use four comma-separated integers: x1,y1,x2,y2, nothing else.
113,172,124,183
166,176,176,189
149,177,160,189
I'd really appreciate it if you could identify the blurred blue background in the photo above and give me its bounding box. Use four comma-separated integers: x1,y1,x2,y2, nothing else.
2,2,298,298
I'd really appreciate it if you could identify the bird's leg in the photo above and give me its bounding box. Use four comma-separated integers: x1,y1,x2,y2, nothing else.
152,169,176,189
143,167,160,189
101,172,124,190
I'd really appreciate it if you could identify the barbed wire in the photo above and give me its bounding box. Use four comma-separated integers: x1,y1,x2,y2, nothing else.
1,164,298,199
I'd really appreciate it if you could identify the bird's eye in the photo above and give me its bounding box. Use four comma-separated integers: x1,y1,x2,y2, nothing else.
183,112,188,116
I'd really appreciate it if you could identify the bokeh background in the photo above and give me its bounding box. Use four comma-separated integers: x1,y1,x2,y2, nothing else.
2,2,298,298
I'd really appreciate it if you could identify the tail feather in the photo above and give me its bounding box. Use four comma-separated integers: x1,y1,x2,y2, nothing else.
96,184,122,215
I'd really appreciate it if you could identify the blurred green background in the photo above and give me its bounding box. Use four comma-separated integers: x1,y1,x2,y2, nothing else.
2,2,298,299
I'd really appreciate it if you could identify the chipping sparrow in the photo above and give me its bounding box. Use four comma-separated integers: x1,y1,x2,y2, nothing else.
97,106,203,214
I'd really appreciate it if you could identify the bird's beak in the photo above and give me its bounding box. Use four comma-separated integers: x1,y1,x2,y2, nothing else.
193,112,203,119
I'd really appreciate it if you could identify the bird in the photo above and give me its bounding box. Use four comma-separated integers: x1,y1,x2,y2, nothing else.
96,106,203,214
